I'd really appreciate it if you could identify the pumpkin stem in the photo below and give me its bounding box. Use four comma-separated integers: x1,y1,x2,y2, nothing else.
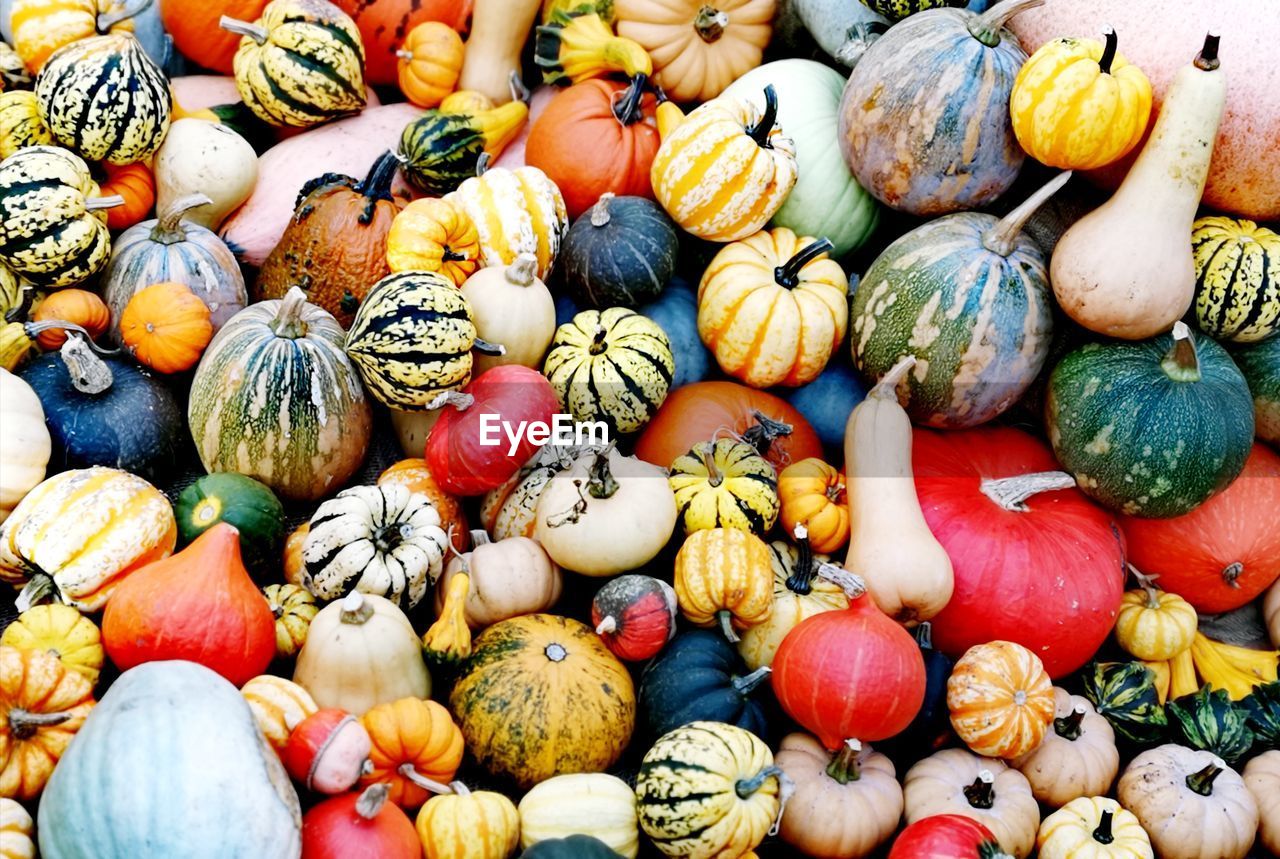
272,287,310,339
774,238,834,289
472,337,506,356
150,193,212,244
396,49,413,60
1195,32,1221,71
588,324,609,355
474,152,492,177
981,171,1072,256
469,529,491,547
915,621,935,650
586,446,620,499
1054,707,1087,741
425,391,476,412
590,194,615,228
398,764,455,795
96,0,153,30
14,573,63,613
339,591,374,624
834,21,887,68
745,85,780,149
717,609,740,643
373,522,411,554
354,151,401,218
505,253,539,287
732,665,772,696
741,411,793,458
735,764,784,799
967,0,1044,47
1186,762,1222,796
1221,562,1243,588
694,5,728,42
785,524,816,595
816,563,865,599
5,286,37,324
219,14,269,44
24,321,119,354
355,783,390,819
825,739,863,784
978,471,1076,512
595,615,617,635
1161,321,1201,383
1090,808,1116,844
868,355,915,402
84,194,125,212
700,444,724,487
508,70,531,105
963,770,996,809
59,333,114,395
1128,565,1165,607
1098,27,1118,74
612,74,649,126
8,708,73,739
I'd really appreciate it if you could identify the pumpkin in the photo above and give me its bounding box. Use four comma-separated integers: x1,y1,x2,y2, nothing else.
415,782,520,859
294,592,431,716
263,584,318,659
334,0,470,86
444,163,568,280
948,641,1055,760
558,195,676,307
1081,662,1169,747
1115,574,1197,661
36,661,302,858
435,531,562,629
302,783,420,859
0,90,51,159
1232,335,1280,446
118,281,213,374
782,357,870,442
7,0,148,71
385,197,481,286
282,708,373,794
397,21,464,107
525,79,661,220
241,674,318,753
638,276,713,390
99,160,154,231
591,574,677,663
0,797,34,859
669,438,778,536
459,252,557,374
175,472,285,571
1117,745,1258,859
777,459,847,554
518,773,639,858
256,150,406,327
152,119,257,231
188,287,373,502
28,289,108,351
775,732,901,859
222,0,366,127
0,604,102,687
533,8,650,87
673,528,773,643
378,458,469,554
650,85,796,242
837,0,1033,216
158,0,268,73
1036,796,1153,859
614,0,773,103
399,96,529,196
0,145,116,288
450,614,635,788
1166,685,1254,764
480,441,596,540
888,815,1007,859
1192,217,1280,344
0,370,47,522
534,446,678,577
904,749,1040,859
1011,29,1154,170
634,721,784,859
639,629,771,738
359,697,463,809
1011,688,1119,808
1243,751,1280,856
0,645,93,800
0,466,175,612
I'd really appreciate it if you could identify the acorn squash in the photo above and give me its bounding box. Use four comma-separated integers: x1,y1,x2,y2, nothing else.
639,629,771,739
1167,685,1254,764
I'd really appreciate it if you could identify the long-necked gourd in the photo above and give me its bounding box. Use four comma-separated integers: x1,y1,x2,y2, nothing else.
1050,33,1228,339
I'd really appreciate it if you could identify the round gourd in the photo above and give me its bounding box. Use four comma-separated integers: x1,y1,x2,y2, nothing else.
434,531,562,629
591,574,677,663
888,815,1006,859
241,674,319,754
152,118,258,231
777,459,848,554
98,160,155,231
385,197,481,286
396,21,463,107
175,473,285,571
29,289,109,351
638,277,713,390
0,368,48,523
0,603,102,686
377,458,469,554
359,697,464,809
1081,662,1168,748
445,164,568,280
480,441,594,540
947,640,1055,760
518,773,640,859
459,252,557,375
414,782,519,859
1114,578,1197,661
263,583,318,659
1231,335,1280,446
335,0,470,86
560,194,677,308
301,784,421,859
639,629,771,739
1035,796,1153,859
281,707,373,795
1244,751,1280,856
6,0,171,72
0,90,52,159
119,280,214,374
521,835,624,859
0,797,34,859
1166,684,1254,764
449,614,635,788
1191,216,1280,343
1011,688,1119,808
669,439,779,536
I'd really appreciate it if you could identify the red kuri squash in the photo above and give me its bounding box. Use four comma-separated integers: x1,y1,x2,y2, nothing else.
335,0,473,86
888,814,1007,859
301,783,422,859
162,0,271,73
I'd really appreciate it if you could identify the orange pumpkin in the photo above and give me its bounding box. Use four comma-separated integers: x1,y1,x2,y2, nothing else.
283,522,309,587
335,0,473,86
30,289,110,350
100,161,155,231
397,22,465,107
360,697,465,808
162,0,271,74
948,640,1055,760
377,459,469,554
0,645,95,800
118,281,214,373
385,197,482,287
778,458,849,554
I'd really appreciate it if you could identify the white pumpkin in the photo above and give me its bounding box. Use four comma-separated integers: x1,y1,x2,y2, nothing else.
459,252,557,375
518,773,640,858
0,368,49,523
152,119,258,230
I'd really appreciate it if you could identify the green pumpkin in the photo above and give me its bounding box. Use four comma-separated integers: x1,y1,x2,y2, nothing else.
1167,685,1254,764
521,835,624,859
399,110,490,195
639,629,771,739
1081,661,1167,746
859,0,965,22
1047,322,1256,518
560,194,679,309
1239,681,1280,749
175,473,285,572
1231,334,1280,447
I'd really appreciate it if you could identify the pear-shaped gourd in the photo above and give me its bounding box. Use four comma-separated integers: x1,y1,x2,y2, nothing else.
460,252,556,375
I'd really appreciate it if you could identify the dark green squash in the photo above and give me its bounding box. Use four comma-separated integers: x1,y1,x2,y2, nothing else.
1081,661,1167,747
1047,322,1255,517
1231,334,1280,447
639,629,770,740
882,622,954,764
1239,681,1280,749
560,194,679,308
174,473,285,574
521,834,624,859
1167,684,1254,764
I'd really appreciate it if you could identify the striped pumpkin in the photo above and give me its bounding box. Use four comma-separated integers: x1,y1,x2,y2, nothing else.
650,84,797,242
0,41,30,88
0,145,115,288
34,32,170,165
698,228,848,388
445,165,568,280
7,0,141,71
0,90,51,158
223,0,366,128
736,538,848,671
669,439,779,536
543,307,673,435
399,101,529,196
1232,335,1280,446
1192,216,1280,343
344,270,482,410
188,287,373,502
0,466,176,612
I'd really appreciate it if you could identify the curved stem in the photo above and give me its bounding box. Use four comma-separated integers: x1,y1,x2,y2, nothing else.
271,287,309,339
1186,763,1221,796
1098,27,1118,74
586,447,619,500
785,524,816,595
84,195,124,212
474,152,492,177
355,783,390,819
1195,32,1221,71
14,573,62,613
24,322,119,354
717,609,739,643
355,151,401,209
967,0,1044,47
60,334,113,395
397,764,454,795
979,471,1076,512
219,15,269,44
472,337,506,356
774,238,834,289
816,564,866,600
96,0,153,30
1128,565,1164,607
735,765,784,799
508,70,531,105
8,708,73,739
1162,321,1201,382
745,85,779,149
590,194,615,228
151,193,212,244
869,355,916,401
741,411,793,457
1092,809,1115,845
731,665,771,696
981,171,1072,256
825,739,862,784
612,74,648,126
916,621,934,651
694,5,728,43
963,770,996,809
1054,707,1086,741
5,286,37,324
588,324,609,356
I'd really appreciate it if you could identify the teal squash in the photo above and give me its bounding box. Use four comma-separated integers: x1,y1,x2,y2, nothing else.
849,172,1067,428
639,629,771,740
793,0,888,67
174,473,285,572
1047,322,1255,517
1167,685,1254,764
637,277,711,390
1240,682,1280,749
1081,661,1168,747
522,835,625,859
188,287,372,502
37,661,302,859
1231,335,1280,446
836,0,1035,216
561,194,679,309
783,359,867,448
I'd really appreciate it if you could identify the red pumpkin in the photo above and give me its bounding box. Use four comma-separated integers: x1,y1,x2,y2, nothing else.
771,566,925,749
302,783,422,859
524,76,660,219
913,427,1126,678
888,814,1005,859
591,574,678,662
101,523,275,687
425,365,561,496
334,0,473,86
1119,444,1280,613
284,709,374,795
635,381,822,472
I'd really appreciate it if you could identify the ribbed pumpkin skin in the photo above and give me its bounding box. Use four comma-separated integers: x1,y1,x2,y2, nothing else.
673,528,774,634
0,90,52,159
34,33,170,164
1232,335,1280,445
385,197,481,286
837,6,1027,215
1192,217,1280,343
561,195,678,308
639,630,770,739
946,640,1055,759
188,292,373,502
445,165,568,280
37,661,303,859
669,439,779,535
518,773,640,859
450,614,636,789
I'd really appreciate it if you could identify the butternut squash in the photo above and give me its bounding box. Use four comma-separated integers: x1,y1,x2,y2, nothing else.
457,0,541,104
843,355,953,625
1051,34,1228,340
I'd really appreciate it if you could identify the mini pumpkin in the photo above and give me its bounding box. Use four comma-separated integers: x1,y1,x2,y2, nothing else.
396,21,464,108
376,458,469,554
1192,216,1280,344
360,697,465,809
0,645,95,800
385,197,481,286
777,459,848,554
668,438,779,535
673,527,774,643
263,584,319,660
444,163,568,280
948,640,1056,760
119,281,214,374
0,90,52,159
241,674,318,754
283,707,373,794
0,604,102,687
1035,796,1153,859
0,796,35,859
99,160,155,231
414,782,520,859
1011,688,1119,808
591,575,677,663
1114,572,1198,662
433,531,562,629
29,289,109,351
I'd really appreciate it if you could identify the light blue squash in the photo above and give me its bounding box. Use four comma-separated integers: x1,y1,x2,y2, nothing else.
639,276,712,390
784,359,868,448
791,0,888,66
39,660,303,859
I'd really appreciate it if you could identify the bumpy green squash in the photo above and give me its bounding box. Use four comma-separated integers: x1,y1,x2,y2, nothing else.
1231,335,1280,446
1082,661,1168,746
1167,685,1254,764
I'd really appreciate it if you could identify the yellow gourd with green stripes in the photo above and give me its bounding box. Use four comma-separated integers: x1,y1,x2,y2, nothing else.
1192,216,1280,343
0,90,51,158
668,439,779,536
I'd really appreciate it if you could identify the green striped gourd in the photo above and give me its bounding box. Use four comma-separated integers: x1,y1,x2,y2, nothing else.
1081,661,1167,746
34,33,170,165
188,287,372,502
0,90,51,159
398,111,484,194
1231,335,1280,446
445,164,568,280
1192,216,1280,343
1047,322,1255,518
850,172,1069,428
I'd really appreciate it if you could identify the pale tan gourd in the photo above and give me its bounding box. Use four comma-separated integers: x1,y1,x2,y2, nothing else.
843,355,953,625
293,592,430,716
459,253,556,375
433,530,562,628
0,368,50,524
152,119,258,230
1050,34,1228,340
517,773,640,858
1265,578,1280,648
1243,750,1280,856
1011,687,1119,808
456,0,541,104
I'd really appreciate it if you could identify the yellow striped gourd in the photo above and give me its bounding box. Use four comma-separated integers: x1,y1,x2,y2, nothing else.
668,439,779,536
0,40,30,87
0,90,52,158
445,164,568,280
1192,216,1280,343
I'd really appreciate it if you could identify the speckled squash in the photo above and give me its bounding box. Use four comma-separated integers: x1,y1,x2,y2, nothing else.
0,90,51,158
445,164,568,280
1192,216,1280,343
1231,334,1280,446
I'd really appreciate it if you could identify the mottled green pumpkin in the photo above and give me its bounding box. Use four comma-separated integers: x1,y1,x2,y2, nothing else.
560,194,679,309
859,0,966,22
1081,661,1167,746
1231,335,1280,446
1167,685,1254,764
174,473,285,571
1240,682,1280,749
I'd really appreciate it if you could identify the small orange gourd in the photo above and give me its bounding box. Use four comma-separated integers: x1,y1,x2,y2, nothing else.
118,281,214,373
673,527,774,642
397,22,465,108
778,458,849,554
30,289,110,350
99,161,156,231
360,697,465,809
948,640,1055,760
385,197,482,287
0,644,95,800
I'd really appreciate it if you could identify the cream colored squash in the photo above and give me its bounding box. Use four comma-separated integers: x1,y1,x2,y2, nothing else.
459,252,556,375
0,797,35,859
153,119,258,230
389,407,443,458
1243,750,1280,856
1011,687,1119,808
518,772,640,858
433,530,562,629
0,368,49,524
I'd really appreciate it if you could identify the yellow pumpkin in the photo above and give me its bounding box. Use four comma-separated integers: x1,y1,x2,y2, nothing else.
0,604,103,687
240,674,318,754
697,228,847,387
8,0,141,71
948,640,1055,760
1010,29,1153,171
650,84,796,242
386,197,481,286
445,164,568,281
668,438,779,536
1113,574,1197,661
0,796,35,859
518,772,639,858
262,583,318,660
397,21,465,108
1036,796,1153,859
0,91,52,160
673,527,773,642
777,458,848,554
415,782,520,859
0,645,95,800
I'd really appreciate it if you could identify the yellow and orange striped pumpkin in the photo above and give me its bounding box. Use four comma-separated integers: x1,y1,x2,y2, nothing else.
947,640,1055,760
698,227,847,387
385,197,481,286
777,458,849,555
650,84,796,242
444,164,567,281
8,0,140,71
673,527,774,642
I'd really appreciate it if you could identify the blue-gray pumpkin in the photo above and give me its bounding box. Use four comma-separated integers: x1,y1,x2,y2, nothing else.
638,277,712,391
561,194,679,309
639,629,771,740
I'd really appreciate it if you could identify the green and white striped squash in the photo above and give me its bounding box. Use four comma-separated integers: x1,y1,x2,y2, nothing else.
1081,661,1167,747
344,269,482,410
1192,216,1280,344
1231,334,1280,447
0,90,51,159
543,307,673,435
445,165,568,281
188,287,372,502
1047,322,1255,518
850,172,1067,428
399,110,490,195
301,482,447,610
38,661,302,859
0,145,115,288
668,439,779,536
34,33,171,165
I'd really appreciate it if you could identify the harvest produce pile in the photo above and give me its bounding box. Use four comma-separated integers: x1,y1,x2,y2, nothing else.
2,0,1280,856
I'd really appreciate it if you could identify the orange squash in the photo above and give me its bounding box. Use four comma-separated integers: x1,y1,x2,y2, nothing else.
360,697,465,809
335,0,472,87
9,0,148,71
778,458,849,555
162,0,271,74
283,522,309,587
673,527,774,642
100,160,155,231
118,281,214,373
948,640,1055,760
376,458,469,554
397,22,465,107
0,645,95,800
30,289,110,351
385,197,482,286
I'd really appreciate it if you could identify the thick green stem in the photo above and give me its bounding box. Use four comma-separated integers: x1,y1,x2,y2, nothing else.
1185,762,1222,796
1162,322,1201,382
825,739,862,784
